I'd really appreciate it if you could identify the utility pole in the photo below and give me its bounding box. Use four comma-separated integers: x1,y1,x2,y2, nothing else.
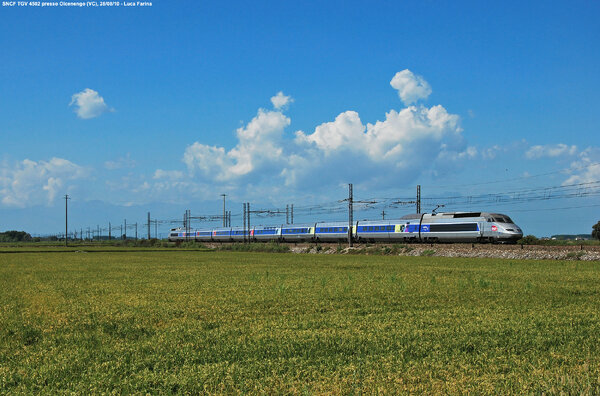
247,202,251,242
147,212,151,239
187,210,191,241
417,184,421,214
124,219,127,240
109,222,111,240
221,194,227,227
97,225,100,241
155,219,158,239
382,210,385,220
135,223,138,240
291,204,293,224
120,225,123,240
348,184,353,247
228,211,231,227
80,228,83,241
64,194,70,247
286,204,289,224
243,203,247,243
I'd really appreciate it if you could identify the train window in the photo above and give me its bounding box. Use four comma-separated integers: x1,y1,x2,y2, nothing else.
429,223,478,232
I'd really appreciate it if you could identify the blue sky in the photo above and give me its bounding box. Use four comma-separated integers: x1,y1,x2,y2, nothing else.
1,0,599,237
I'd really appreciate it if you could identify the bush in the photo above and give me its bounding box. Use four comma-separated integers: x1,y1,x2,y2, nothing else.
593,221,600,241
518,235,539,245
0,231,32,242
180,241,206,249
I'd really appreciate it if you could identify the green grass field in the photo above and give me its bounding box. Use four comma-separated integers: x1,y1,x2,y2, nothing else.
1,251,599,394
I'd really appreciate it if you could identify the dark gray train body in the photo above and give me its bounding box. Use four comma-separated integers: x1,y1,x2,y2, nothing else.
169,211,523,244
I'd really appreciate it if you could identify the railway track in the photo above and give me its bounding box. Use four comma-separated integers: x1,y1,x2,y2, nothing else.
207,242,600,261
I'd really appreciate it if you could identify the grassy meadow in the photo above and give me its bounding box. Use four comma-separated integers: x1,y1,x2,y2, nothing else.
1,250,599,394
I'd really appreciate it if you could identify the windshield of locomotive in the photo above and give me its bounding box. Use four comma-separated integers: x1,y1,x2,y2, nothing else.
493,216,513,223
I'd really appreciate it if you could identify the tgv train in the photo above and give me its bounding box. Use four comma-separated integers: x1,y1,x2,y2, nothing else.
168,212,523,244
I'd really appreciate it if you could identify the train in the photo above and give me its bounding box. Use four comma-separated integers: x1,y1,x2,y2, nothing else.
168,211,523,244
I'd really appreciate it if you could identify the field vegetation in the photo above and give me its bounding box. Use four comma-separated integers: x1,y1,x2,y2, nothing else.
1,251,599,393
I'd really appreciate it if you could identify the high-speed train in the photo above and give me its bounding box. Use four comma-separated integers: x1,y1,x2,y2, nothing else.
168,211,523,244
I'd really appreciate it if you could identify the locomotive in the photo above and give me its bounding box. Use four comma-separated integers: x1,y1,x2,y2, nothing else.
168,211,523,244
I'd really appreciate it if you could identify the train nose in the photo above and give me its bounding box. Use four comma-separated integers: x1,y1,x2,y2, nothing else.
498,225,523,243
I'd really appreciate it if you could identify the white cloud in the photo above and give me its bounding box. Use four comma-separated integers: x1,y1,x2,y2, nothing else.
0,158,88,207
183,107,290,180
390,69,432,105
291,104,465,187
162,71,469,196
525,143,578,159
481,145,503,160
69,88,112,119
295,111,365,154
270,91,293,109
295,105,462,163
563,147,600,185
153,169,184,180
104,153,136,170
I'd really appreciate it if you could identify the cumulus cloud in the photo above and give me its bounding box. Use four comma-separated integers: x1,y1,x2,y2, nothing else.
104,153,136,170
390,69,432,105
69,88,113,119
271,91,293,109
481,145,503,160
175,71,468,193
563,147,600,185
291,104,465,187
183,107,290,180
525,143,578,159
0,158,88,207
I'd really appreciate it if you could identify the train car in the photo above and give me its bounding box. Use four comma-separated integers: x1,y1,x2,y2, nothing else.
212,228,232,242
386,212,522,243
280,224,314,242
196,230,213,242
230,227,251,242
314,221,353,242
254,226,281,241
168,229,180,242
168,228,198,242
355,221,395,242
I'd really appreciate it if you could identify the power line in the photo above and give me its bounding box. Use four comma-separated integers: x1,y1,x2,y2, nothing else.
425,161,600,189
